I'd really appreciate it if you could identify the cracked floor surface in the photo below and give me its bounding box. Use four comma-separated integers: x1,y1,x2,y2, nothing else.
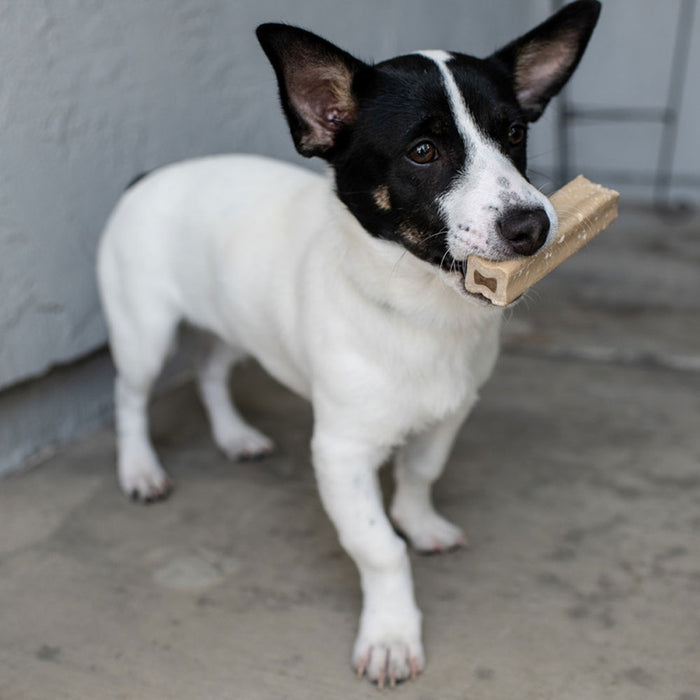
1,206,699,699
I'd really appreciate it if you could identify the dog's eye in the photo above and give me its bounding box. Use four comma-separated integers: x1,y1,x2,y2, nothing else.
507,124,526,146
408,141,438,164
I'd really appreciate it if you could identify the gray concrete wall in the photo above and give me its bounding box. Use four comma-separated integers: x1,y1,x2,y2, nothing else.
2,0,699,475
0,0,533,391
0,0,531,474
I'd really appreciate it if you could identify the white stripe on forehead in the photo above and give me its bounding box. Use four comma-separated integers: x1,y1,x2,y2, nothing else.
416,50,485,151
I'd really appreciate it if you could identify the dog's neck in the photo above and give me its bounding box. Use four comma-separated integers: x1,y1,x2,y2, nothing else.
327,191,502,331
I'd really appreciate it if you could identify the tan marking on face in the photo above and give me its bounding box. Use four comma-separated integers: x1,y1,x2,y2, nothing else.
372,185,392,212
397,221,423,246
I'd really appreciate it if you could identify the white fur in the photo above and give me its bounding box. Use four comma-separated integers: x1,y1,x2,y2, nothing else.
418,51,558,260
98,153,502,682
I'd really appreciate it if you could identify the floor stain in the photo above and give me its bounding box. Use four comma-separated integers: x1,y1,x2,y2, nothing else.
152,550,240,592
36,644,61,662
617,666,656,689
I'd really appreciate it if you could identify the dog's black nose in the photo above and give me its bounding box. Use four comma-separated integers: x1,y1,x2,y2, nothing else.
497,207,550,256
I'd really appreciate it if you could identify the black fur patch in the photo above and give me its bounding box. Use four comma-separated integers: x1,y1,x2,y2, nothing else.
333,55,465,268
332,53,529,269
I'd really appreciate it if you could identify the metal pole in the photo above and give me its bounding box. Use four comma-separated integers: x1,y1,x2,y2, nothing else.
654,0,696,206
552,0,569,187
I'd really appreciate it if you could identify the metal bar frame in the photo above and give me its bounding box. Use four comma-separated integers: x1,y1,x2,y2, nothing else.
553,0,697,211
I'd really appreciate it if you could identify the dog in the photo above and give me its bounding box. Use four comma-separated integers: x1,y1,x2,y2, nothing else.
98,1,600,686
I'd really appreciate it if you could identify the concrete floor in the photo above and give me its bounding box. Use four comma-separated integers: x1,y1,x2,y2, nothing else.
2,206,700,699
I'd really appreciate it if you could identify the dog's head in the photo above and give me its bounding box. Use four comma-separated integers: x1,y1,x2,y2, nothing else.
257,1,600,295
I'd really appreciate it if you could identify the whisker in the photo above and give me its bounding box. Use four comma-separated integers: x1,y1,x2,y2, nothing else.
439,249,451,270
416,228,450,244
390,249,410,279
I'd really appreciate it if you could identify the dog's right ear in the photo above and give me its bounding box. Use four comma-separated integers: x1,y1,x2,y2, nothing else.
256,24,367,158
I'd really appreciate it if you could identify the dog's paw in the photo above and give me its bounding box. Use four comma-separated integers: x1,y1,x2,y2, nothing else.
118,453,172,503
353,609,424,687
215,426,275,461
391,509,468,553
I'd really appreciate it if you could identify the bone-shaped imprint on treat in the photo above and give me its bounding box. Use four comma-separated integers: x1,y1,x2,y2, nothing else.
464,175,619,306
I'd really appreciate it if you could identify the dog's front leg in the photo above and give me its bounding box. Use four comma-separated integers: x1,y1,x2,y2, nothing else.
312,432,424,686
390,405,473,553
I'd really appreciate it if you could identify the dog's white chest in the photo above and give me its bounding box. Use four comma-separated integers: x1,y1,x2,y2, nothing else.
383,317,501,430
306,275,502,443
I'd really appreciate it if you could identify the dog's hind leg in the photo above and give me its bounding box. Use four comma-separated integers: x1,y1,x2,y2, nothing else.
109,302,179,502
390,407,471,553
195,337,274,460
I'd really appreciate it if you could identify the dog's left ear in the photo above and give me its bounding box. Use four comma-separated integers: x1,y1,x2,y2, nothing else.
257,24,367,158
491,0,601,121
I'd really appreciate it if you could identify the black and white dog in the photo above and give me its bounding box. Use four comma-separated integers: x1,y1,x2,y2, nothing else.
98,1,600,686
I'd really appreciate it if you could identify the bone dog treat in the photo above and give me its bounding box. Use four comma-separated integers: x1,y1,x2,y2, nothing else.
465,175,619,306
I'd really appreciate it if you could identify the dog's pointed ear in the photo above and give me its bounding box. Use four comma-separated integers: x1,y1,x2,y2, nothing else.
491,0,601,121
256,24,367,158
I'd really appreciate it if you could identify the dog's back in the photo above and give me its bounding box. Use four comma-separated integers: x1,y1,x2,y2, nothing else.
98,154,328,392
99,154,324,320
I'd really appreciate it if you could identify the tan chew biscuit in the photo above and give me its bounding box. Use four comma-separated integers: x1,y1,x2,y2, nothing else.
464,175,619,306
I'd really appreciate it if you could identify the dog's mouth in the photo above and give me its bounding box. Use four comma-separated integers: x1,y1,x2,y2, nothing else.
438,261,495,307
439,244,541,309
438,252,507,307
